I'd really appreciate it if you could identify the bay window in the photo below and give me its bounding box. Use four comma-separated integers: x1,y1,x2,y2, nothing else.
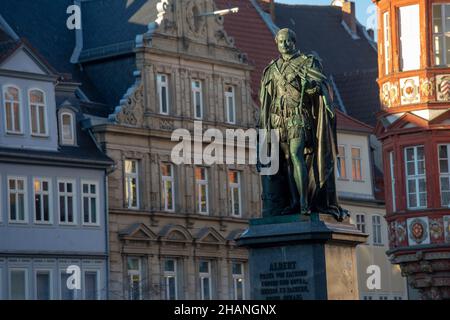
398,5,420,71
405,146,427,209
433,4,450,66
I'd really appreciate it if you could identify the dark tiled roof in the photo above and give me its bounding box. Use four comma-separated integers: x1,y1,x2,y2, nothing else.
0,39,19,64
274,3,380,126
81,0,155,50
215,0,279,103
333,69,380,127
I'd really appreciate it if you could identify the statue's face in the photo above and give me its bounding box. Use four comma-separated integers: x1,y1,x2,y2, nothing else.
277,31,296,55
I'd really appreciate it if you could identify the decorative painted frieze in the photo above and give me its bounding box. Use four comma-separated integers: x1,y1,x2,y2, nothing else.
444,216,450,243
407,217,430,246
429,217,445,244
436,74,450,102
400,76,420,105
420,77,435,101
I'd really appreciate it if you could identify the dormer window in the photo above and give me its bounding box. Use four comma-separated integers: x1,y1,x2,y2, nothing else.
60,111,75,146
29,89,48,136
3,86,22,134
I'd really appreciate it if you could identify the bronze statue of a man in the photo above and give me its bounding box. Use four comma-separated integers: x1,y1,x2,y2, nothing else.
259,28,348,222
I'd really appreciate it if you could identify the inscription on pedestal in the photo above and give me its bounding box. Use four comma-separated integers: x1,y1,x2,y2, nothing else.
259,261,310,300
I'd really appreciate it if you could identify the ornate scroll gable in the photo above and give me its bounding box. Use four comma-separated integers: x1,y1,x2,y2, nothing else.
110,82,145,127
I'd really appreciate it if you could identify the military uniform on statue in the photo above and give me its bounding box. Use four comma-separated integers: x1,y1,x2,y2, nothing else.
238,28,367,300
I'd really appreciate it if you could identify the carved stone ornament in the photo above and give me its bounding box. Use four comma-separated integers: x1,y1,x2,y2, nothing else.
115,83,145,127
400,76,420,105
381,82,391,108
436,74,450,102
185,0,206,38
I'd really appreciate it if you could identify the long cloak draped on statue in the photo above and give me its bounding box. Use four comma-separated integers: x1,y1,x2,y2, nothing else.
259,52,349,222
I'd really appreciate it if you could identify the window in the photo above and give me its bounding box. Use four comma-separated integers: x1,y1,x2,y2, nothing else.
383,12,391,75
35,270,52,300
351,147,362,181
356,214,366,233
3,86,22,134
29,89,47,136
82,181,99,225
164,259,178,300
225,85,236,124
58,180,75,224
157,74,169,115
34,178,51,224
433,4,450,66
125,160,139,209
195,167,209,214
9,269,27,299
438,144,450,207
60,271,75,300
127,257,142,300
405,146,427,209
199,260,212,300
389,151,396,212
229,171,242,217
232,262,245,300
192,80,203,119
372,215,383,245
337,145,346,179
161,164,175,212
60,112,75,145
84,271,99,300
8,177,27,223
398,4,420,71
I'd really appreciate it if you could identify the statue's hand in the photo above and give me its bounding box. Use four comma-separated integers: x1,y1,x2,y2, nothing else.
305,80,321,95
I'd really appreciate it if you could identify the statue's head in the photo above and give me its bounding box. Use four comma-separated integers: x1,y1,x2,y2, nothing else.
275,28,297,56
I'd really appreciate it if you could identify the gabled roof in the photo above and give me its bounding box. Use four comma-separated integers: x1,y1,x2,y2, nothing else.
336,109,373,134
215,0,279,103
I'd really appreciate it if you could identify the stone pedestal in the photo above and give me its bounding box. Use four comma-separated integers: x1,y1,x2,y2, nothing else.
237,214,367,300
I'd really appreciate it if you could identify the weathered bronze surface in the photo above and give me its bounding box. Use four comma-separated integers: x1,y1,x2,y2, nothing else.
259,28,348,222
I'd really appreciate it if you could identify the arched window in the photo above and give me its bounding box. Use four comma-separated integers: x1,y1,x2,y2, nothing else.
60,111,75,145
29,89,47,136
3,86,22,134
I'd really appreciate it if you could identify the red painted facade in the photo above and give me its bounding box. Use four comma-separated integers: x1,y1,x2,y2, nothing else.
374,0,450,299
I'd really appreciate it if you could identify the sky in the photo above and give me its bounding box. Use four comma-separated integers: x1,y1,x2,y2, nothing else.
275,0,377,30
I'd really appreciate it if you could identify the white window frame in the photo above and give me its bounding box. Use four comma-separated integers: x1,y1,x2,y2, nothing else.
58,179,76,225
229,171,242,217
8,176,28,224
164,259,178,300
199,260,212,300
405,146,427,210
9,268,28,300
83,269,100,300
398,4,421,71
438,144,450,207
389,151,397,212
33,177,52,224
28,88,48,137
356,214,366,234
195,167,209,215
60,111,75,146
383,11,391,75
81,180,100,226
372,215,383,245
232,262,245,300
157,74,170,115
225,85,236,124
351,146,363,181
3,85,23,135
127,257,143,300
337,145,347,179
162,164,175,212
34,269,53,300
124,160,140,209
432,3,450,66
192,80,203,119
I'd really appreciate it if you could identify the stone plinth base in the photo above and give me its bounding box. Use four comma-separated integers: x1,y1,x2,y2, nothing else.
237,214,367,300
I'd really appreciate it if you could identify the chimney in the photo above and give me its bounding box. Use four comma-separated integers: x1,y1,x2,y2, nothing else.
259,0,276,22
342,1,357,35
